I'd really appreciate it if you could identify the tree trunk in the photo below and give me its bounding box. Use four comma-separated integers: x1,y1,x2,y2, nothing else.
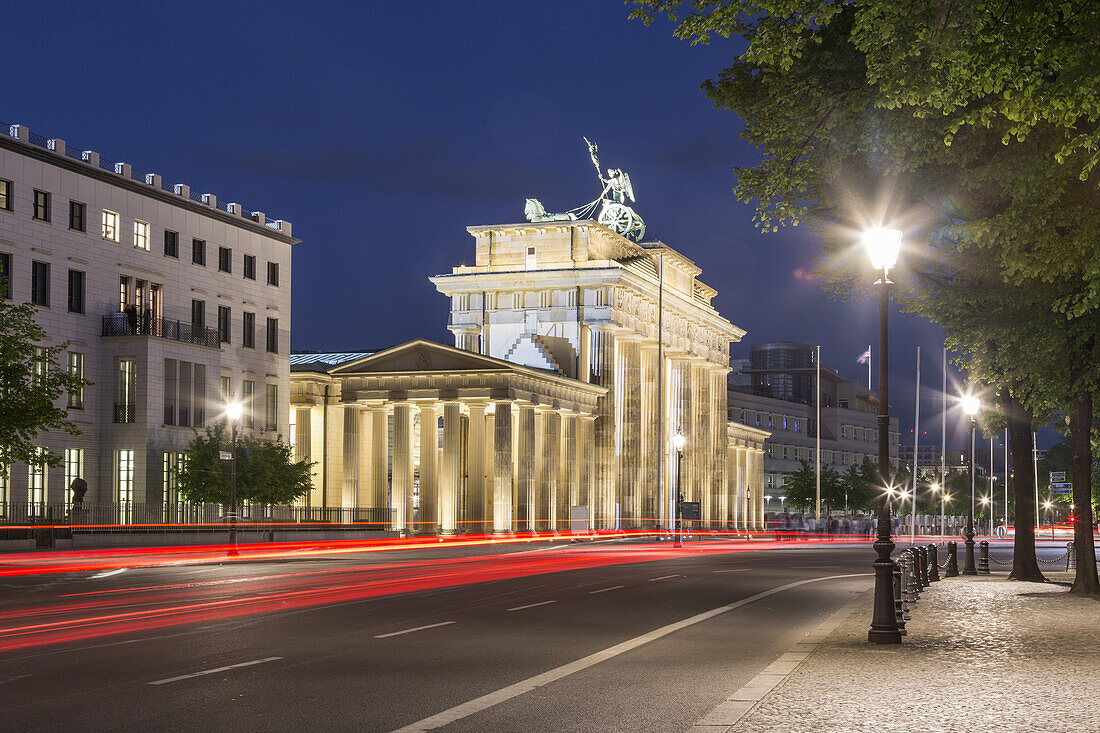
1002,389,1044,582
1069,390,1099,595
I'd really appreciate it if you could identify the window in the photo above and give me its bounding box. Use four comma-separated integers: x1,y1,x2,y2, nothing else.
102,210,120,242
163,452,187,506
69,201,85,231
162,230,179,258
218,246,231,273
115,357,136,423
267,261,279,286
220,376,231,405
64,449,84,499
27,449,46,511
192,238,206,266
116,449,135,522
31,260,49,306
242,380,255,428
191,299,205,330
164,359,177,425
33,190,50,221
242,312,255,348
67,352,84,409
118,276,132,312
133,220,150,251
0,252,11,299
178,361,191,427
193,364,206,426
265,384,278,431
266,317,278,353
67,269,85,314
217,305,231,343
243,255,256,280
0,179,11,211
33,347,48,384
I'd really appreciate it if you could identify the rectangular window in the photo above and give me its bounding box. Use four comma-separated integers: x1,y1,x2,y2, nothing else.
178,361,191,427
27,449,46,512
102,210,120,242
133,220,150,250
33,346,48,385
266,317,278,353
242,380,255,428
164,358,177,425
163,452,187,506
69,201,85,231
116,357,136,423
192,238,206,265
220,376,231,405
116,449,135,522
0,179,11,211
217,306,231,343
267,261,279,286
191,299,205,330
193,363,206,426
0,252,10,299
218,246,231,273
243,255,256,280
64,448,84,501
242,312,255,348
265,384,278,431
67,352,84,409
164,230,179,258
67,269,85,314
33,189,50,222
31,260,49,306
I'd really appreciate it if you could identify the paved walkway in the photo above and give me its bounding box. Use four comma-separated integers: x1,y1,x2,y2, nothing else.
693,568,1100,732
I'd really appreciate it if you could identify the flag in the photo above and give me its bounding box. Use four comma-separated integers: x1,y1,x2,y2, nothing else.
856,348,871,364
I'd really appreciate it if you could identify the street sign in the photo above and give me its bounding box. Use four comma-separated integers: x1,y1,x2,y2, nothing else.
1050,482,1072,495
219,451,233,461
681,502,702,521
1050,471,1066,482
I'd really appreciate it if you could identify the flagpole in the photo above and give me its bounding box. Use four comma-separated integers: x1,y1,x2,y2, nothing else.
867,343,872,390
815,345,821,523
911,347,919,546
1004,427,1009,532
940,348,947,541
990,435,995,536
1032,432,1039,537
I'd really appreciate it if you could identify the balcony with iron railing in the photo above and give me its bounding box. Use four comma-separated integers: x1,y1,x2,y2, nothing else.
114,402,135,423
102,312,221,349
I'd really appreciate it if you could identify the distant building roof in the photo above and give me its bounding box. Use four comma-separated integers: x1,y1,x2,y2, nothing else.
289,351,375,371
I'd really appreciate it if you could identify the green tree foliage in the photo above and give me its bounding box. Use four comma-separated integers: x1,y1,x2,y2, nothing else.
177,423,313,505
0,299,90,470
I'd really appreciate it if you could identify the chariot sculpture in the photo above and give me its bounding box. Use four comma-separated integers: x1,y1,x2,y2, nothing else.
524,138,646,242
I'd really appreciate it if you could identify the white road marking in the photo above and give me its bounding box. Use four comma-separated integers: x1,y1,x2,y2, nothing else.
388,573,870,733
588,585,624,594
649,574,680,582
91,568,128,579
790,565,839,569
374,621,455,639
506,600,557,612
148,656,282,686
713,569,750,574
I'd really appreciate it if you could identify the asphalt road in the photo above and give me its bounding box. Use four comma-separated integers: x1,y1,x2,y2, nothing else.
1,537,1027,733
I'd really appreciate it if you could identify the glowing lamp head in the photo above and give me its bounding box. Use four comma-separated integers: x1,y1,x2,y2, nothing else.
672,432,686,452
1043,501,1052,510
225,401,243,421
863,227,902,271
981,496,990,505
930,483,940,492
961,394,981,416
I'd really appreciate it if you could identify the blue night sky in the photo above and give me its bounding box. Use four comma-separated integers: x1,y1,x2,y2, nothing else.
5,0,1024,450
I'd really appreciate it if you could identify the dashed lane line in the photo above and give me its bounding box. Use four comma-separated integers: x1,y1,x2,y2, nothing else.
374,622,455,639
588,585,624,594
649,574,681,582
148,656,282,686
713,569,750,574
506,600,557,612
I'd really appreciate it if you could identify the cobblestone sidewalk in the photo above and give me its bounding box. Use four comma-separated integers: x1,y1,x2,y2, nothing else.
704,571,1100,733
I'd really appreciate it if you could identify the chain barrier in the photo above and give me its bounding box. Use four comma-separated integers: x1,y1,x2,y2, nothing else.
1037,552,1069,564
988,556,1012,566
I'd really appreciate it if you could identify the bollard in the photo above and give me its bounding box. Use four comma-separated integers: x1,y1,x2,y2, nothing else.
1067,541,1076,571
900,555,913,619
906,550,920,604
892,560,907,634
918,545,930,587
978,540,990,574
945,540,959,577
911,548,924,596
928,544,940,582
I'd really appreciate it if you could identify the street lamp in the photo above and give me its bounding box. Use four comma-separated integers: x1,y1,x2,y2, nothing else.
225,401,243,557
864,226,903,645
930,482,944,541
980,495,991,536
961,393,980,574
672,431,686,548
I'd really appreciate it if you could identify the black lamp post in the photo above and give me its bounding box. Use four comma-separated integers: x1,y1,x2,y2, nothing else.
961,395,980,574
865,227,903,645
673,431,685,548
226,401,242,558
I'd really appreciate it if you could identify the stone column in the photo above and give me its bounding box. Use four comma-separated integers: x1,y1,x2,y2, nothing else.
418,404,438,534
588,326,617,530
492,401,514,534
693,361,712,528
515,403,536,533
543,409,560,532
640,342,659,528
712,368,728,530
577,415,597,532
753,449,766,531
466,401,488,534
367,407,389,523
439,401,462,535
557,411,573,533
342,406,360,519
617,337,642,529
391,403,413,534
735,446,747,531
357,407,372,512
533,407,548,532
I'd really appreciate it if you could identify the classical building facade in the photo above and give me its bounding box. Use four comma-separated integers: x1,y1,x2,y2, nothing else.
0,121,295,513
289,219,770,534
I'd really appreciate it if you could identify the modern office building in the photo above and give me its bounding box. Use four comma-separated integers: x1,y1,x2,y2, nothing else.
290,219,770,534
0,121,296,514
728,343,899,513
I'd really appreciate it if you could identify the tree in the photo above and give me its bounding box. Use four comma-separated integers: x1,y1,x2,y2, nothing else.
630,0,1100,589
177,424,312,505
0,299,90,471
842,457,882,513
780,459,846,512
